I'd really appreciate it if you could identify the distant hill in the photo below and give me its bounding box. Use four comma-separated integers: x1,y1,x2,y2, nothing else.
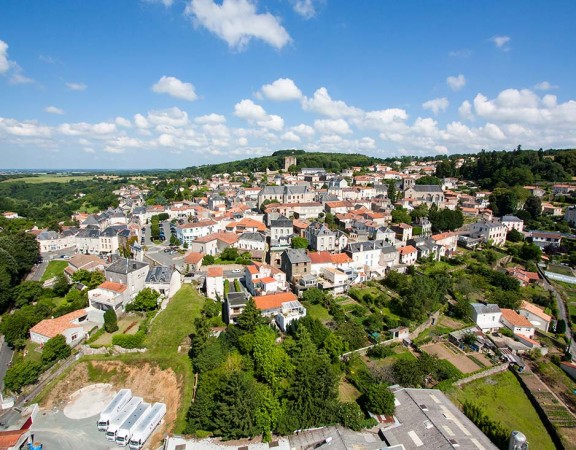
180,150,385,178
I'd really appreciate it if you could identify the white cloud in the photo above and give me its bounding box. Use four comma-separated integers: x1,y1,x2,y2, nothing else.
58,122,117,136
152,76,198,101
491,35,511,50
115,117,132,127
83,147,95,153
281,131,301,142
233,99,284,130
534,81,558,91
458,100,474,121
358,108,408,131
259,78,302,101
147,107,190,128
0,40,11,73
449,49,472,58
302,87,362,118
195,113,226,124
44,106,65,115
434,145,448,155
291,0,317,19
291,123,315,137
66,82,87,91
447,74,466,91
134,114,149,129
145,0,174,6
185,0,291,50
422,97,449,115
314,118,352,135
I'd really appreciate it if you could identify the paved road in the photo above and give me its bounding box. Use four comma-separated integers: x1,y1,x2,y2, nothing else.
0,340,14,390
538,265,575,358
28,261,48,282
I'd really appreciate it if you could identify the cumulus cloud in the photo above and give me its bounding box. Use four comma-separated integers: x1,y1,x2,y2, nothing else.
44,106,65,115
491,35,511,51
0,40,33,84
258,78,302,101
291,123,315,137
291,0,318,19
458,100,474,121
422,97,449,115
302,87,362,118
66,82,87,91
314,118,352,135
0,40,11,73
447,74,466,91
185,0,291,50
115,117,132,127
534,81,558,91
234,99,284,130
195,113,226,124
152,76,198,101
144,0,174,6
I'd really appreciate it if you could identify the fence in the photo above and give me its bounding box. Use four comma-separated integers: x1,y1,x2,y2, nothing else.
453,363,509,387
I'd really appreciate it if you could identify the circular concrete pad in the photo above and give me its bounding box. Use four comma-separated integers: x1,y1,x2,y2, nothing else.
63,383,116,419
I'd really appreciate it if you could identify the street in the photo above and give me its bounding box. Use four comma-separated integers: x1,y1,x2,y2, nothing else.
0,340,14,390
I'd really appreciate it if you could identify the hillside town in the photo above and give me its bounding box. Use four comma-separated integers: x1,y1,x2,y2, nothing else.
1,151,576,450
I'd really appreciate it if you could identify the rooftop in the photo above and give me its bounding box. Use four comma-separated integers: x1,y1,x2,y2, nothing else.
30,308,87,339
254,292,297,310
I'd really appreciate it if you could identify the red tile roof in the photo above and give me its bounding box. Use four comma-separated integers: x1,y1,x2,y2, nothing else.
331,253,352,264
308,252,333,264
184,252,204,264
0,429,29,449
501,308,534,328
30,309,87,339
254,292,297,310
194,232,239,244
99,281,128,293
399,245,417,255
207,267,223,277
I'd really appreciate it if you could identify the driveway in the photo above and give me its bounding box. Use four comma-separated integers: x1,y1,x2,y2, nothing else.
0,339,14,390
32,409,116,450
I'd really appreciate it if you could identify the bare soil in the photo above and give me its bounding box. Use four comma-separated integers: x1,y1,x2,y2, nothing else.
421,342,481,374
41,360,182,448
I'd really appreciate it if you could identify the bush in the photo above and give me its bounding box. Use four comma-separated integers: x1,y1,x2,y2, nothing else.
4,360,42,393
366,345,394,359
41,334,72,366
104,309,119,333
112,332,145,349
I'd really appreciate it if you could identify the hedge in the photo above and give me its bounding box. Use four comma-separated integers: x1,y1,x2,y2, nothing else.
112,332,146,349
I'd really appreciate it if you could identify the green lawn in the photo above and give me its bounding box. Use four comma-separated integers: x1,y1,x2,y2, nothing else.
91,316,146,346
448,371,556,450
40,260,68,282
1,175,97,184
302,301,333,323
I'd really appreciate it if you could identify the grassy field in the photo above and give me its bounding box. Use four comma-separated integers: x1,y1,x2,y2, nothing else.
91,316,146,346
40,260,68,282
1,175,97,184
302,301,333,322
448,371,556,450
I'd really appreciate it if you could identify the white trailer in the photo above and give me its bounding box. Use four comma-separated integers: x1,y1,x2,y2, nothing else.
105,396,143,441
97,388,132,431
115,402,151,447
128,402,166,450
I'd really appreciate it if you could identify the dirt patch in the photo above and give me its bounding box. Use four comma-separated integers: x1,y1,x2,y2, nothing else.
421,342,481,374
41,360,182,446
438,316,466,330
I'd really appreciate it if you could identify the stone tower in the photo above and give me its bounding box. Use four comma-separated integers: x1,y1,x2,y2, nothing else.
284,155,297,171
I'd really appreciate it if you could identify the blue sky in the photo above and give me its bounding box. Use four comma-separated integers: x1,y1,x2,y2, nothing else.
1,0,575,169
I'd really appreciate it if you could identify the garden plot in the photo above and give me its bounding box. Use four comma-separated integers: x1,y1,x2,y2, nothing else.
421,342,482,374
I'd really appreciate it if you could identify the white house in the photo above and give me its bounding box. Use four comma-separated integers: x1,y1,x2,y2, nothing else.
276,300,307,332
88,281,130,312
30,308,90,346
518,300,551,333
176,219,219,246
501,215,524,232
205,267,224,301
105,258,149,297
470,220,507,247
37,230,76,253
145,266,182,299
398,245,418,266
500,308,535,338
470,303,502,332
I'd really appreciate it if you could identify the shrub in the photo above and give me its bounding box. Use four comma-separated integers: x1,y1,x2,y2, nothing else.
41,334,72,366
104,309,119,333
4,360,42,393
112,332,145,349
366,345,394,359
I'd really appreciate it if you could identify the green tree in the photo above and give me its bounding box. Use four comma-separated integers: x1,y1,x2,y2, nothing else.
387,181,397,203
337,402,367,431
363,384,395,415
202,254,215,265
291,236,309,249
252,326,292,389
13,281,46,307
336,321,367,350
4,360,42,393
301,287,327,305
523,196,542,219
519,242,542,261
52,273,71,297
41,334,72,366
236,298,266,333
126,287,160,312
221,247,240,261
104,308,119,333
506,228,524,242
391,208,411,224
